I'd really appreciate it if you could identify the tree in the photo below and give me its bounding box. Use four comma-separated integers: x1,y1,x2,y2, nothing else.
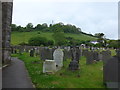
26,23,33,29
52,29,67,46
28,36,48,46
94,33,106,47
11,24,17,31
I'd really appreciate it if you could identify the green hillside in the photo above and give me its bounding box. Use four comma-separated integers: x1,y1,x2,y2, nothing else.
11,31,97,45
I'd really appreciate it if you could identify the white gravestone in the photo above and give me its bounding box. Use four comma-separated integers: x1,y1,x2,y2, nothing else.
43,60,56,73
53,48,64,69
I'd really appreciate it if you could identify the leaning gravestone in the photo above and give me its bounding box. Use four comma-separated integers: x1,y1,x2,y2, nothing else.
43,60,56,74
103,50,120,88
53,48,64,70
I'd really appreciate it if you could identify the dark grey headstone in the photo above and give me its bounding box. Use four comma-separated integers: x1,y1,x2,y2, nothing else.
101,50,111,65
93,51,99,61
86,51,94,64
103,55,120,88
63,49,72,60
68,46,80,71
30,49,34,57
82,49,89,57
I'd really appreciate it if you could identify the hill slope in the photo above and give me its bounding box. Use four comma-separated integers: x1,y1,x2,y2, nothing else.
11,31,97,45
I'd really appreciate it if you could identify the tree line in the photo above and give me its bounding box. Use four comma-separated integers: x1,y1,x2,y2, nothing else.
11,22,95,37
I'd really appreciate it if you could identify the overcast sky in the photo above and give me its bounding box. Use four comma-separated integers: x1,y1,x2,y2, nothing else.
12,0,118,40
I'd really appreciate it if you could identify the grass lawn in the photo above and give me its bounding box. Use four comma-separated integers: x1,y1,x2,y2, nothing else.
11,31,97,45
11,53,105,88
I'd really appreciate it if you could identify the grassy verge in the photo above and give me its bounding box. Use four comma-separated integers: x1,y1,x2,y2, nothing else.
11,53,105,88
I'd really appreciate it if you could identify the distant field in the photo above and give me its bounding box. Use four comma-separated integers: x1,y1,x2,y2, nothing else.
11,31,97,45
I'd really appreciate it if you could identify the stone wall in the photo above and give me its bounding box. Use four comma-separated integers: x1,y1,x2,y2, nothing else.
1,1,13,65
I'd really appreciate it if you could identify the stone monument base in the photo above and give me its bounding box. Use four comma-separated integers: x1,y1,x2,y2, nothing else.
43,60,56,74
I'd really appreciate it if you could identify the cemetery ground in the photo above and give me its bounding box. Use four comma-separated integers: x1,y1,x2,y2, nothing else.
11,52,108,88
11,31,97,45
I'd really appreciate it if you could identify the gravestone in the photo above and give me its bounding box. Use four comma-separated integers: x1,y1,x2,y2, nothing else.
30,49,34,57
103,52,120,88
86,51,94,64
34,47,40,57
40,47,46,60
101,51,111,65
43,60,56,74
53,48,64,69
68,46,80,71
93,51,99,61
82,49,89,57
40,47,53,60
18,46,24,54
98,53,103,61
63,49,71,60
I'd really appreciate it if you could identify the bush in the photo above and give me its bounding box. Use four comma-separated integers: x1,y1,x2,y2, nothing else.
47,40,54,46
28,36,48,46
19,42,28,45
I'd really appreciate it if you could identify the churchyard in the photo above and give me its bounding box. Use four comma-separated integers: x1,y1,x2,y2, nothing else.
11,46,118,88
1,1,119,89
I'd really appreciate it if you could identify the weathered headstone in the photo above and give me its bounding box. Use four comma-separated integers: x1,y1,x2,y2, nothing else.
40,47,53,60
93,51,99,61
98,53,103,61
101,51,111,65
82,49,89,57
30,49,34,57
68,46,80,71
53,48,64,69
103,53,120,88
86,51,94,64
40,47,46,60
63,49,71,60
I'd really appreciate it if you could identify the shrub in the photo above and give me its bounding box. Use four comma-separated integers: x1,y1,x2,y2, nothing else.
19,42,28,45
28,36,48,46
